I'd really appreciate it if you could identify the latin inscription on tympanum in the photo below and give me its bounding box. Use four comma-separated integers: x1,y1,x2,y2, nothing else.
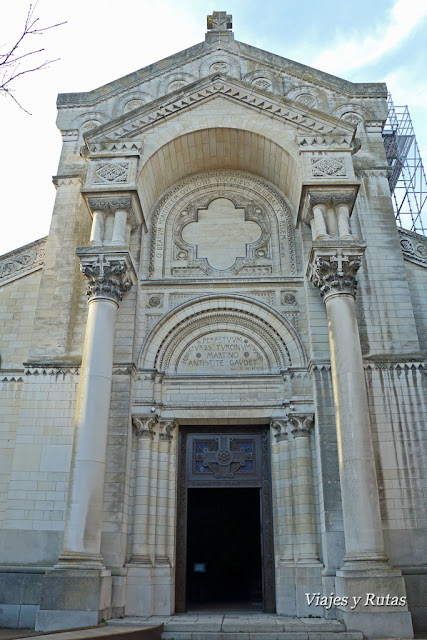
177,332,268,373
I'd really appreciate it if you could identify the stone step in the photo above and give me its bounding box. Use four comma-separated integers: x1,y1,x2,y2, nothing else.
110,616,363,640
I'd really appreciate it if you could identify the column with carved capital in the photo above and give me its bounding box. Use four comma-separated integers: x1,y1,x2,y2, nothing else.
125,416,157,617
289,414,318,563
35,250,136,631
152,419,177,615
58,251,136,568
308,246,412,637
271,419,297,616
271,420,293,563
130,416,157,564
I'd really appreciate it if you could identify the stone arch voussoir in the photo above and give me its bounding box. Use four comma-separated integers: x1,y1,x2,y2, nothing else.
139,294,307,373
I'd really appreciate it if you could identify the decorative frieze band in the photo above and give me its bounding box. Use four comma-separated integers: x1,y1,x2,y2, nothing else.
398,228,427,268
0,237,46,286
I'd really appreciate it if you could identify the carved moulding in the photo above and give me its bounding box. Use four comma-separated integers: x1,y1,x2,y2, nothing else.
82,191,144,232
138,295,307,374
298,184,360,235
307,243,366,300
0,237,46,286
398,227,427,268
76,247,137,304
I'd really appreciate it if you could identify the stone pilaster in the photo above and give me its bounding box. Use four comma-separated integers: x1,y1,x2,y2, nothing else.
308,242,413,638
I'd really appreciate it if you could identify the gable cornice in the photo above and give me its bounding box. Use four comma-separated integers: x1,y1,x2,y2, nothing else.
83,73,356,154
57,40,387,110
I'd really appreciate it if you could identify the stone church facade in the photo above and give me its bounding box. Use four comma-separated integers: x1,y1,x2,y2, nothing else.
0,12,426,639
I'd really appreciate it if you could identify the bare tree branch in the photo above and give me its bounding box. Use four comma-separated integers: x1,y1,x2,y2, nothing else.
0,1,66,112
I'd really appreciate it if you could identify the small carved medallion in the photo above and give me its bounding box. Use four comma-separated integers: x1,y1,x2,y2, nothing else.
253,77,272,91
94,162,130,184
147,294,163,308
311,156,346,178
295,93,317,109
210,62,230,74
169,80,187,92
125,99,145,113
281,291,297,306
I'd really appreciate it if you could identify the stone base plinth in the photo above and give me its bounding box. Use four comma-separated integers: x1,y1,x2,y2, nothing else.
35,568,112,631
153,562,174,615
335,568,414,639
125,563,153,617
276,561,323,618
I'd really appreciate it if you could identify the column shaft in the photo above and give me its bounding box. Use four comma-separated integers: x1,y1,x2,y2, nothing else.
291,426,318,562
112,210,128,245
131,427,154,563
62,297,118,564
278,436,293,561
325,292,386,562
89,211,104,245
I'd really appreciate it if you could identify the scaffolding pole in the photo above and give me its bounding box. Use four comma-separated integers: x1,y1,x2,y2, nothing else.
382,93,427,236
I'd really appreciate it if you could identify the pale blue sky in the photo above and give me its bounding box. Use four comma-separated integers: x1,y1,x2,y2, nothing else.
1,0,426,255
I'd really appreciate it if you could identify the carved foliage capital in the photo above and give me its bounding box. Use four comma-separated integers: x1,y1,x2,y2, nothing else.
79,254,133,304
132,416,157,439
271,418,289,442
309,251,363,299
85,195,141,230
159,419,178,441
288,413,314,437
305,192,353,224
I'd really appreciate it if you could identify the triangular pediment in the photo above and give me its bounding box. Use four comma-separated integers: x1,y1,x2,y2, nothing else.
83,73,356,153
58,36,386,111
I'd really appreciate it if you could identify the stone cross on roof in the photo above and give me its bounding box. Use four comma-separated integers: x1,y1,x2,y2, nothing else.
207,11,233,31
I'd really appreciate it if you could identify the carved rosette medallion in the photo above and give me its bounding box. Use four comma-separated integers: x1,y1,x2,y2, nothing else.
289,414,314,437
309,251,363,300
79,255,133,304
194,435,254,479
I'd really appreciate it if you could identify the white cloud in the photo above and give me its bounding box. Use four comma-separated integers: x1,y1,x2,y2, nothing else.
312,0,427,75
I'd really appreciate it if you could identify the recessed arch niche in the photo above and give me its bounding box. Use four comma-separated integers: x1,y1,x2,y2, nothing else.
147,170,296,279
137,128,302,216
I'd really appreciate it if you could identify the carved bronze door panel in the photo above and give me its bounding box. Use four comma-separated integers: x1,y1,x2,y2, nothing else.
176,426,275,613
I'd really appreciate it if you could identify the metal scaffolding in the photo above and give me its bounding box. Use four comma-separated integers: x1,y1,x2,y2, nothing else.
382,93,427,236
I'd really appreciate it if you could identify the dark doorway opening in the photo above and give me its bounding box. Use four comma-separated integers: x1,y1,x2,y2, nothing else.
186,487,263,610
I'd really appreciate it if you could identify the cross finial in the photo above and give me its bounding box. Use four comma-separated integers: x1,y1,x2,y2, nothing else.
207,11,232,31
